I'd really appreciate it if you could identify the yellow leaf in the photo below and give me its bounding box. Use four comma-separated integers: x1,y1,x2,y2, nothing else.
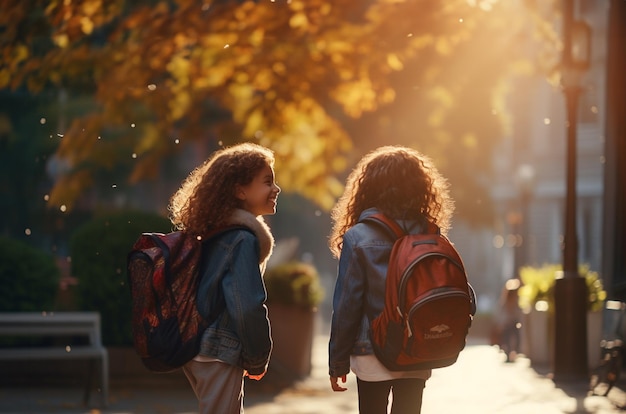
134,124,160,154
80,17,94,34
289,0,305,12
386,53,404,71
435,37,452,55
243,109,264,137
204,65,233,87
272,62,286,76
253,69,274,91
249,28,264,47
289,12,309,29
13,45,29,64
53,34,69,48
462,133,477,149
0,69,9,88
326,176,345,197
380,88,396,104
81,0,101,16
409,34,434,50
166,54,190,86
170,91,190,120
429,86,454,108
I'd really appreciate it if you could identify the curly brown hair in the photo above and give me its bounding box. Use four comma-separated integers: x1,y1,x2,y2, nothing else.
168,143,275,239
329,145,454,257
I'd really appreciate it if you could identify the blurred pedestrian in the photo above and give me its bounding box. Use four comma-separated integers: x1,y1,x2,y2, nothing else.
168,143,280,414
493,278,522,362
328,146,454,414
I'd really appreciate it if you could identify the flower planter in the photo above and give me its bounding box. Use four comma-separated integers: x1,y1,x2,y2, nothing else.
267,303,316,380
587,310,603,369
521,308,603,370
521,308,553,366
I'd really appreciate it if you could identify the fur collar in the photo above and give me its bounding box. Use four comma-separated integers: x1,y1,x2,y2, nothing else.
226,209,274,270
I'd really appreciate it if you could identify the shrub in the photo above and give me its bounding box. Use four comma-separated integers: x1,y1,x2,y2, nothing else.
0,237,60,311
264,261,324,310
518,263,607,313
69,210,170,346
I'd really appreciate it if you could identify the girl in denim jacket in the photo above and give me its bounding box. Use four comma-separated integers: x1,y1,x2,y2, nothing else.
328,146,454,414
169,143,280,414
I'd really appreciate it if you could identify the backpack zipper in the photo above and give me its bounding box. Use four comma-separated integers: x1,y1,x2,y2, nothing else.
397,252,465,313
405,289,470,337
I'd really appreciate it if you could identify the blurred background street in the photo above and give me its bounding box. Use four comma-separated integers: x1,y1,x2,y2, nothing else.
2,322,626,414
1,1,626,413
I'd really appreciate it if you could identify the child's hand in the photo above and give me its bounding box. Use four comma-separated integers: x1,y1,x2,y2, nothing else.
330,375,347,392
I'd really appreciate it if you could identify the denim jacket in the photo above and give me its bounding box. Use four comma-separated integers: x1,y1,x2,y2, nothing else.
329,208,426,378
196,224,273,376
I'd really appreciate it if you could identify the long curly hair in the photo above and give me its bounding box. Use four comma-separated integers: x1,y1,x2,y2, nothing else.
168,143,275,239
329,145,454,257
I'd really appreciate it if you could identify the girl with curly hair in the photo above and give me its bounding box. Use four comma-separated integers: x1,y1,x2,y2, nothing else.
328,146,454,414
169,142,280,414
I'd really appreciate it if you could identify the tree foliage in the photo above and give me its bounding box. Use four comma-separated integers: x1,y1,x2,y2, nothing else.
0,0,560,222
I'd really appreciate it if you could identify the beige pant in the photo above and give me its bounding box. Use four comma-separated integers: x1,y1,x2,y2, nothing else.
183,360,245,414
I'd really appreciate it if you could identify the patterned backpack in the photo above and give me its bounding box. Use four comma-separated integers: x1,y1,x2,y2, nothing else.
127,228,239,372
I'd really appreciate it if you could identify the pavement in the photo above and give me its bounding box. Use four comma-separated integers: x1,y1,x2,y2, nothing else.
2,331,626,414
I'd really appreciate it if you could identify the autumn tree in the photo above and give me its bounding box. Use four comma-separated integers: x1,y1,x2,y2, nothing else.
0,0,559,222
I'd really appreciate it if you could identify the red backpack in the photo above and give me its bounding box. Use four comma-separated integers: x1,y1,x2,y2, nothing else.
127,227,242,372
364,213,476,371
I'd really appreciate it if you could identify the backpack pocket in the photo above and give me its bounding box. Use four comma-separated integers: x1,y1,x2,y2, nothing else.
404,288,472,363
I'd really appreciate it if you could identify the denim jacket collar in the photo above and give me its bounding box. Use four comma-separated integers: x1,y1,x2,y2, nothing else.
226,209,274,272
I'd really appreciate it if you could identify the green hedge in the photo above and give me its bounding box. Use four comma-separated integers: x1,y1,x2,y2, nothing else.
264,261,324,310
0,237,60,312
69,210,170,346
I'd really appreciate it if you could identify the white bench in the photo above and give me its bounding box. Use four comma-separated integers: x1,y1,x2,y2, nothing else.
0,312,109,407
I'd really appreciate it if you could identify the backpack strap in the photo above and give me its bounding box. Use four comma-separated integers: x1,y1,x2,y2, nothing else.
364,213,440,239
366,213,406,239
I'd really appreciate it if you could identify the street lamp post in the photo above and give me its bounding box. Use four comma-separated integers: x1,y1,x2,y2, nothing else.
516,164,535,273
553,0,592,382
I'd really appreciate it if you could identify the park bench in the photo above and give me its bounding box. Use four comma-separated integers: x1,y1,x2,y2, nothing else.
0,311,108,407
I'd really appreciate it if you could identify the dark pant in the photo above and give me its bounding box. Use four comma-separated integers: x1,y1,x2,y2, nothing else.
500,322,520,360
356,377,426,414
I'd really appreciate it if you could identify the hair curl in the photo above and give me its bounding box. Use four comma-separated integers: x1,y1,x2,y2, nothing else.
168,143,275,239
329,145,454,257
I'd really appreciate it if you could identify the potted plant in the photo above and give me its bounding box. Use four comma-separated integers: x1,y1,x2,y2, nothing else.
264,261,324,380
517,264,607,367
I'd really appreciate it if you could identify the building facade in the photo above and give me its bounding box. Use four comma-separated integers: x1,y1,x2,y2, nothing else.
451,0,609,310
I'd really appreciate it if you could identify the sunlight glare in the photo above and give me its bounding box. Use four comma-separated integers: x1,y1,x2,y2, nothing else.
492,235,504,248
466,0,499,11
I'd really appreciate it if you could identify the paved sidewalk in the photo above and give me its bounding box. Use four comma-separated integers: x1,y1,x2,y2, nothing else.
245,335,626,414
1,333,626,413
